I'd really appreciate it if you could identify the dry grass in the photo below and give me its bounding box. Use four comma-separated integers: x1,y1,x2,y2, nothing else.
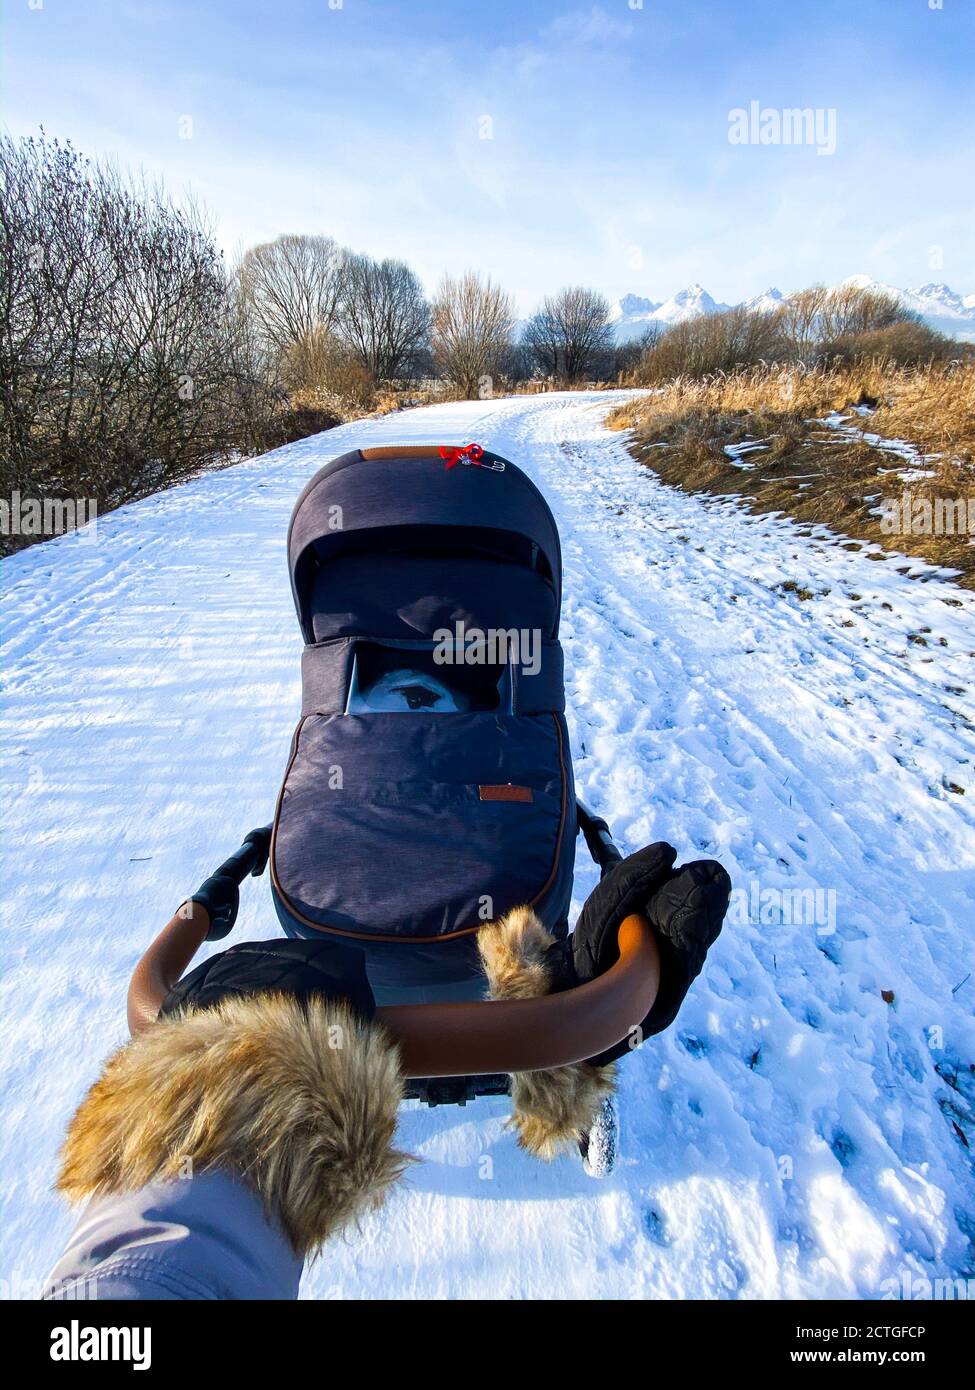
608,362,975,586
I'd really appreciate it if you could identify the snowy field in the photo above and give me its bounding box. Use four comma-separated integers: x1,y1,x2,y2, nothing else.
2,392,973,1299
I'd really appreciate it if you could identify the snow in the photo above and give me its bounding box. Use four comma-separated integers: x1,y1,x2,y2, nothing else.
821,410,945,483
2,392,974,1300
742,287,786,315
609,292,662,323
611,283,730,340
723,439,770,469
651,283,725,324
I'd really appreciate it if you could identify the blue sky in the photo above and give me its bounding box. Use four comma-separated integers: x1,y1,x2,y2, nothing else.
3,0,973,311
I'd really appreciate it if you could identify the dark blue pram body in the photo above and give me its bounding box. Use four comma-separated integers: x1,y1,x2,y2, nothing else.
270,444,576,1005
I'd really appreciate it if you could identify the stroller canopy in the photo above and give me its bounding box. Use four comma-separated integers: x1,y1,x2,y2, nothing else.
287,445,563,645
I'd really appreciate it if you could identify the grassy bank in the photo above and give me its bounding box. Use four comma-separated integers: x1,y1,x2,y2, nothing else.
608,362,975,587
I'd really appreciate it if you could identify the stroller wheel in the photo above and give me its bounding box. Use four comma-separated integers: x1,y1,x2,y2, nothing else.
580,1095,618,1178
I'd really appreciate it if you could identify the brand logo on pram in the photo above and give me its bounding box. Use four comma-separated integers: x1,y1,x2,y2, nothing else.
439,443,505,472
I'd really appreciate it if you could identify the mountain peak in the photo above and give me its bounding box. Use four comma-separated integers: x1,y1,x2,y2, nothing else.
743,287,785,313
612,292,659,317
672,283,710,303
910,282,963,308
652,284,726,323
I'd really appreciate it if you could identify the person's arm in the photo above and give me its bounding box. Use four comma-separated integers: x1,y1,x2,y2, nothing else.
43,1171,302,1301
46,938,407,1301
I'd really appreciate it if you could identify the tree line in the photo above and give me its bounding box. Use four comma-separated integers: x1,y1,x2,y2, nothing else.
0,134,630,542
242,240,627,400
0,132,960,548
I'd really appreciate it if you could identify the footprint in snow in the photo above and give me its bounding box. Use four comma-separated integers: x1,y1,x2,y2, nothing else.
827,1129,858,1168
643,1208,670,1247
715,1255,749,1298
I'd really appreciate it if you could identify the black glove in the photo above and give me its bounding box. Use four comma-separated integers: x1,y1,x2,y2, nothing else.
187,826,273,942
160,937,376,1021
188,874,240,942
570,843,731,1065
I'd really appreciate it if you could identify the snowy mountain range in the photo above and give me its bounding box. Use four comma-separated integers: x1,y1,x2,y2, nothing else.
609,276,975,343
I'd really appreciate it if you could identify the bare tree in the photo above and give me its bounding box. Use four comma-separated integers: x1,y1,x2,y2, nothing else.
1,133,275,542
818,283,915,344
773,285,830,361
239,234,345,352
431,271,515,398
337,253,430,382
523,286,613,382
772,283,918,364
522,309,561,379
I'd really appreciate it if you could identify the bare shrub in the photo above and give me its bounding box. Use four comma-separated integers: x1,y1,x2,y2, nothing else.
0,132,275,540
818,283,915,342
774,282,920,363
823,320,953,368
282,326,376,412
635,306,784,383
259,403,342,451
773,285,831,360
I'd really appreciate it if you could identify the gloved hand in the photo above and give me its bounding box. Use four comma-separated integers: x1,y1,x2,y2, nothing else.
569,843,731,1065
160,937,376,1022
187,874,240,942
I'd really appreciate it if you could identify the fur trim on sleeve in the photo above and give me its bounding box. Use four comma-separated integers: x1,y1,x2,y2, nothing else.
477,907,615,1160
57,994,410,1257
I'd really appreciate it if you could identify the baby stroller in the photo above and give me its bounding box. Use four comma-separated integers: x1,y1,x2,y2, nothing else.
275,442,576,996
128,444,662,1163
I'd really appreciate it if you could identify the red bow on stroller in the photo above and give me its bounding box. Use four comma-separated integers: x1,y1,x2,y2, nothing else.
439,442,485,470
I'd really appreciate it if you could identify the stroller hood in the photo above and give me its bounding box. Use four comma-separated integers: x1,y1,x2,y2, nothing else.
287,445,562,644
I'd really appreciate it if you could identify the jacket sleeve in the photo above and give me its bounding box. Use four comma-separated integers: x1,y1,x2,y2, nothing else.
42,1172,303,1301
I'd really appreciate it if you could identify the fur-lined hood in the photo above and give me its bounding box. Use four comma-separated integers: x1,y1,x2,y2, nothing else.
57,994,409,1257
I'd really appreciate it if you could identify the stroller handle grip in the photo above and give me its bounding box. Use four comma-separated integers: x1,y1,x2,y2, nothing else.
127,909,661,1076
382,914,660,1076
127,900,213,1036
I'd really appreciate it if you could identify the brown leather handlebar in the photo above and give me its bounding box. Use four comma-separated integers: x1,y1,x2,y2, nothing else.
127,900,213,1037
127,909,660,1077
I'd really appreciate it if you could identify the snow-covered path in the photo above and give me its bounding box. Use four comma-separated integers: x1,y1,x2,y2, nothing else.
2,392,973,1299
